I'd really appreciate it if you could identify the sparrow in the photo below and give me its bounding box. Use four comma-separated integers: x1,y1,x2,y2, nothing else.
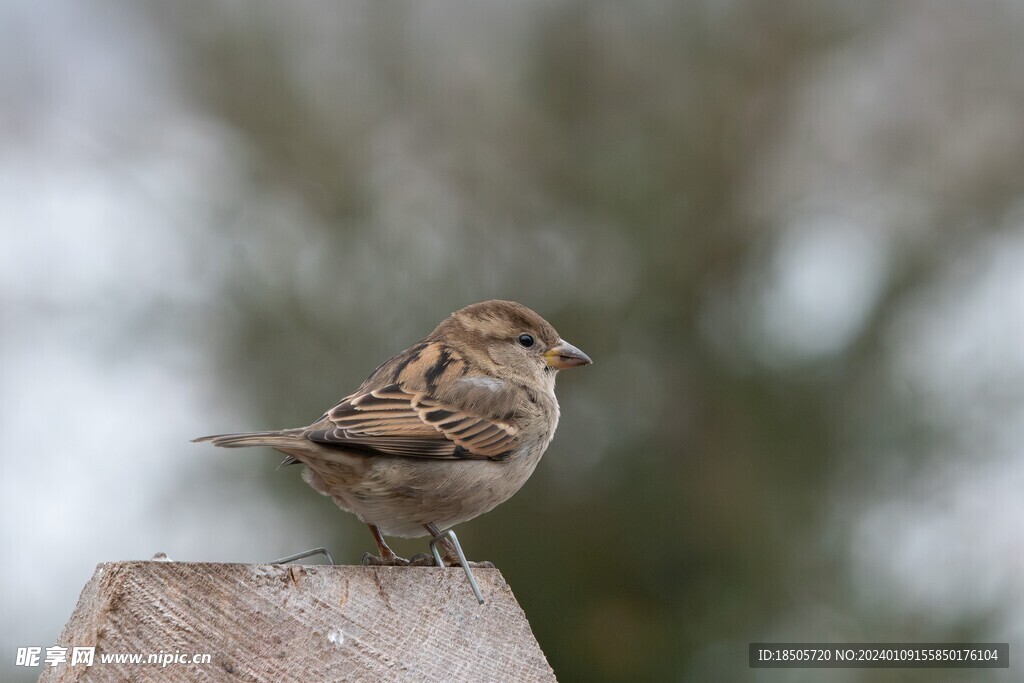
195,300,591,565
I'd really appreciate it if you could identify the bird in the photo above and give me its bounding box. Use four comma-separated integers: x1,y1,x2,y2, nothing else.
194,300,592,566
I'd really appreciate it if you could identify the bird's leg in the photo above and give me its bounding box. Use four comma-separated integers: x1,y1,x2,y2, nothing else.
361,524,409,566
423,523,494,568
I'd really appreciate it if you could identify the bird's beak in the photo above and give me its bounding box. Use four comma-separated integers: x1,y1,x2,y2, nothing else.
544,339,593,369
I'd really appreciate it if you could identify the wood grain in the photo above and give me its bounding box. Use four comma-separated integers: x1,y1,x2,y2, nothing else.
41,562,556,682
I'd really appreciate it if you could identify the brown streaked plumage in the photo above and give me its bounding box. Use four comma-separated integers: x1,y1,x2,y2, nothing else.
194,300,591,564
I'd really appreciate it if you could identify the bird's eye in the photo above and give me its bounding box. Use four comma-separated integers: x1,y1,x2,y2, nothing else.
517,334,535,348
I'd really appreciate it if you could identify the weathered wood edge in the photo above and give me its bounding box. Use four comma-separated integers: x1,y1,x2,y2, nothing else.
41,562,557,683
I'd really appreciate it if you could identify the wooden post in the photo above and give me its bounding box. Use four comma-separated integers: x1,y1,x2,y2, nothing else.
40,561,556,682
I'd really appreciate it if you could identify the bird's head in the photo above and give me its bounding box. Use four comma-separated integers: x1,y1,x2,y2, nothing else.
433,300,592,388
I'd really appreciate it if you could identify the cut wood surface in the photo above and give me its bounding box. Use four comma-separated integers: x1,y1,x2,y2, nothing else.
40,561,556,682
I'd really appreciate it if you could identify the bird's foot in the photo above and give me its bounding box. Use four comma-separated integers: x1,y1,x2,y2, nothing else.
360,551,410,566
404,552,494,568
437,540,495,567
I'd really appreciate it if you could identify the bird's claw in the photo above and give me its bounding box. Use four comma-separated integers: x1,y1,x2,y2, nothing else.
403,552,494,568
360,551,410,566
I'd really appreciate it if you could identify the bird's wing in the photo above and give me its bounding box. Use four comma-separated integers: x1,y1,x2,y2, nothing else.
304,384,519,460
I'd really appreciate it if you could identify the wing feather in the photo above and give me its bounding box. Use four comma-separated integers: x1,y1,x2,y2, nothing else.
305,383,518,460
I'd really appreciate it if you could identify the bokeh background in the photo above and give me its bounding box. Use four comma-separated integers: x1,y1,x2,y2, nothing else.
3,1,1024,681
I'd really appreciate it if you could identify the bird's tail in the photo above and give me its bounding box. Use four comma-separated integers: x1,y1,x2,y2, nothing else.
192,429,306,449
